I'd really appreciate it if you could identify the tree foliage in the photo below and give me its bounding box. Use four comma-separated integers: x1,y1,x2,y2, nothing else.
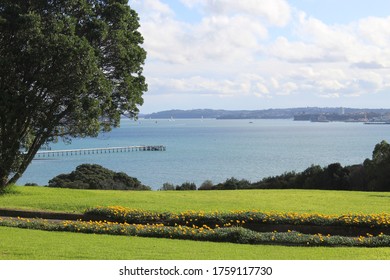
159,182,175,191
364,140,390,191
0,0,147,188
175,181,197,191
48,164,150,190
198,141,390,192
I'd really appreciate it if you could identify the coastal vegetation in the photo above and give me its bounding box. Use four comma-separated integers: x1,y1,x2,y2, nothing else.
48,164,150,190
158,140,390,192
18,140,390,193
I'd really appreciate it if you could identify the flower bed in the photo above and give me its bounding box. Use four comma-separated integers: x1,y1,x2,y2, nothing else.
1,206,389,247
0,216,389,247
84,206,390,235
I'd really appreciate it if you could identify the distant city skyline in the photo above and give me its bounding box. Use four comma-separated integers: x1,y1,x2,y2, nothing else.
130,0,390,113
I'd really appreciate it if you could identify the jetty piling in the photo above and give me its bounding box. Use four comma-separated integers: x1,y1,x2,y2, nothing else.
33,145,166,158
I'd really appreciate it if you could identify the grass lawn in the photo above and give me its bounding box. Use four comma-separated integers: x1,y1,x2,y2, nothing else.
1,227,389,260
1,186,389,214
1,186,389,260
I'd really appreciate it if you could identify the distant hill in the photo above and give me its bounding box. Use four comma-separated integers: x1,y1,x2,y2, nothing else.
141,109,229,119
141,107,390,120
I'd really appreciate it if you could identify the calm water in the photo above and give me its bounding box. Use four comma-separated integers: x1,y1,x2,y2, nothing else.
19,119,390,189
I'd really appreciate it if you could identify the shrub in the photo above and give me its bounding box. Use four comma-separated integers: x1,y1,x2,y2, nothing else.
176,182,197,191
213,177,252,190
198,180,214,190
24,182,38,186
160,183,175,191
252,171,298,189
48,164,150,190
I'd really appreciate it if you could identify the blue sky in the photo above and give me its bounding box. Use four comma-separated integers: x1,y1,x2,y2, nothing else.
129,0,390,113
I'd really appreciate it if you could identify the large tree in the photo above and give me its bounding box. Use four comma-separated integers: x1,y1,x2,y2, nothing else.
0,0,147,188
364,140,390,191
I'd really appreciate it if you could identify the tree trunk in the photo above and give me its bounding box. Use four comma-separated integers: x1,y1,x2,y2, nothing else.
0,172,9,190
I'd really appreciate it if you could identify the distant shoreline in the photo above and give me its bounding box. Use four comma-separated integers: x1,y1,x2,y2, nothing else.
140,107,390,121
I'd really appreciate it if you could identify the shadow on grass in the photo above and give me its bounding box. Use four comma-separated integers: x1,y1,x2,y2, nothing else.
0,185,20,196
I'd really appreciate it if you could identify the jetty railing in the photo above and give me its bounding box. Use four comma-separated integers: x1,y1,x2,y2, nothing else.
33,145,166,158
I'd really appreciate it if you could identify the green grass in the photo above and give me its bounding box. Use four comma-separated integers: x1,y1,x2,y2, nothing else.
1,186,389,260
1,227,389,260
1,186,389,214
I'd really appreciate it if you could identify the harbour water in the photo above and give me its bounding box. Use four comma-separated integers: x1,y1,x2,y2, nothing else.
19,118,390,189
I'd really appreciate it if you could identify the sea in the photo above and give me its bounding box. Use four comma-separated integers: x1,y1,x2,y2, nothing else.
18,118,390,190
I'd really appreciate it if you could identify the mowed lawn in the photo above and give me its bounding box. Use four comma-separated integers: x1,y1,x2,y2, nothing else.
0,186,389,260
1,186,390,214
1,227,390,260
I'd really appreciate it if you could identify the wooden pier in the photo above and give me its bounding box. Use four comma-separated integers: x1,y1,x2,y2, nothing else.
34,145,166,158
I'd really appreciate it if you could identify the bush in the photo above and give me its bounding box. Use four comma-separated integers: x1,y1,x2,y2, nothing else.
160,183,175,191
175,181,197,191
213,177,252,190
198,180,214,190
24,182,38,186
252,171,298,189
48,164,150,190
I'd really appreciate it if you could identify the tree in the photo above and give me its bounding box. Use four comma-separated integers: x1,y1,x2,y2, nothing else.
198,179,214,190
160,182,175,191
364,140,390,191
175,182,197,191
322,163,350,190
0,0,147,189
371,140,390,165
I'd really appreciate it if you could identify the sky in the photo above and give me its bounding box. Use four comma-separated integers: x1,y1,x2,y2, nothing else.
129,0,390,113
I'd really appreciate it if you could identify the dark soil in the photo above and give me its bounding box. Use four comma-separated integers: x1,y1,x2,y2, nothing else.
0,208,84,221
242,223,390,237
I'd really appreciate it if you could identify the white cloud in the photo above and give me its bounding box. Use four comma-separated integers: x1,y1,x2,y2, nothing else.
141,19,190,64
319,93,340,99
358,16,390,47
132,0,174,19
316,80,344,91
181,0,291,27
286,13,390,67
132,0,269,65
267,37,336,63
192,15,267,62
130,0,390,111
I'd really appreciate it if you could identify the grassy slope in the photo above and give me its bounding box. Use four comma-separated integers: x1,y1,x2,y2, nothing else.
1,227,389,260
1,186,390,214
